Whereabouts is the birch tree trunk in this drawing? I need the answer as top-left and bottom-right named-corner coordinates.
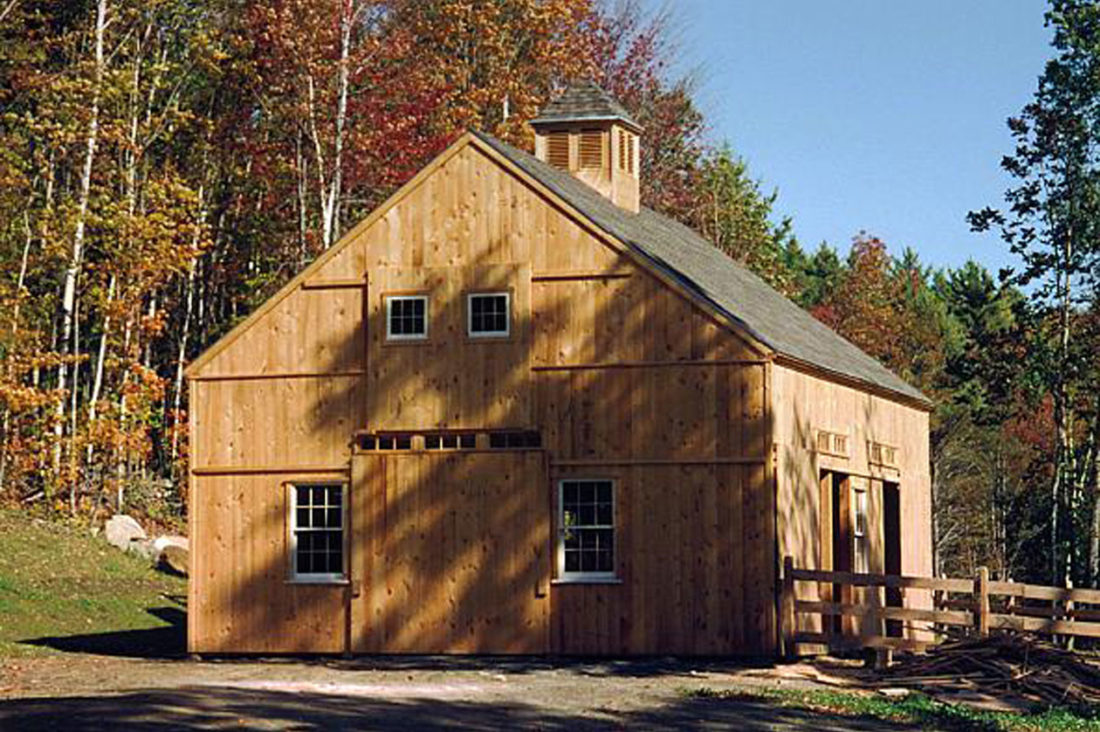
top-left (54, 0), bottom-right (107, 483)
top-left (1052, 225), bottom-right (1075, 585)
top-left (0, 210), bottom-right (35, 494)
top-left (169, 184), bottom-right (205, 471)
top-left (86, 274), bottom-right (115, 426)
top-left (308, 0), bottom-right (352, 249)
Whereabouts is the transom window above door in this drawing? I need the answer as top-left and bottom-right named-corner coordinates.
top-left (385, 295), bottom-right (428, 340)
top-left (467, 292), bottom-right (510, 337)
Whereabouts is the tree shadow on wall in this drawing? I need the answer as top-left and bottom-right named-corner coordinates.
top-left (183, 143), bottom-right (779, 660)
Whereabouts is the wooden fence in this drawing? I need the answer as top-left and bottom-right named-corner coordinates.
top-left (780, 556), bottom-right (1100, 658)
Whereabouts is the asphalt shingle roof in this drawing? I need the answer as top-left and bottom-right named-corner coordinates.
top-left (473, 130), bottom-right (930, 407)
top-left (529, 80), bottom-right (642, 132)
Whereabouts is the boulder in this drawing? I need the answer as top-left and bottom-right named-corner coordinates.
top-left (105, 514), bottom-right (146, 551)
top-left (878, 688), bottom-right (911, 699)
top-left (153, 535), bottom-right (189, 553)
top-left (159, 544), bottom-right (189, 576)
top-left (128, 538), bottom-right (159, 561)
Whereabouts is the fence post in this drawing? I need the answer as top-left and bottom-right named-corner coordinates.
top-left (1065, 575), bottom-right (1075, 652)
top-left (781, 555), bottom-right (796, 660)
top-left (974, 566), bottom-right (989, 638)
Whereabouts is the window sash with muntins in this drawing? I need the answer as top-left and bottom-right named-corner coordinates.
top-left (385, 295), bottom-right (428, 340)
top-left (558, 479), bottom-right (616, 580)
top-left (290, 483), bottom-right (345, 582)
top-left (467, 292), bottom-right (510, 337)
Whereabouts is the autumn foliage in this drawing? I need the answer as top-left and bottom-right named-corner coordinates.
top-left (1, 0), bottom-right (1097, 591)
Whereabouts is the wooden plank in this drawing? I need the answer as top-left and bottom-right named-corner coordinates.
top-left (781, 556), bottom-right (796, 658)
top-left (794, 632), bottom-right (933, 653)
top-left (191, 465), bottom-right (348, 476)
top-left (790, 567), bottom-right (972, 593)
top-left (550, 456), bottom-right (766, 467)
top-left (989, 614), bottom-right (1100, 638)
top-left (191, 370), bottom-right (366, 382)
top-left (795, 600), bottom-right (971, 626)
top-left (300, 279), bottom-right (367, 290)
top-left (989, 581), bottom-right (1100, 605)
top-left (1008, 605), bottom-right (1100, 621)
top-left (531, 270), bottom-right (633, 281)
top-left (975, 566), bottom-right (990, 637)
top-left (729, 465), bottom-right (745, 651)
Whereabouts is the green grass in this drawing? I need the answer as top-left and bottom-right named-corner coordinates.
top-left (686, 686), bottom-right (1100, 731)
top-left (0, 509), bottom-right (186, 658)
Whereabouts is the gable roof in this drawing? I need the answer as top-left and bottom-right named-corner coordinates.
top-left (471, 130), bottom-right (931, 408)
top-left (530, 80), bottom-right (642, 132)
top-left (188, 129), bottom-right (930, 409)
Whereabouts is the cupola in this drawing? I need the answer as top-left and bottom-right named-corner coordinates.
top-left (530, 80), bottom-right (642, 213)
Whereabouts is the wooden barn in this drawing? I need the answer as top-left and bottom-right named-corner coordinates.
top-left (185, 81), bottom-right (933, 657)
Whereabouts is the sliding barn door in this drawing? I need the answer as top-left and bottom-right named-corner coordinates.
top-left (349, 450), bottom-right (550, 653)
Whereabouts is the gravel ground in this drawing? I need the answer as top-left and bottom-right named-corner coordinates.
top-left (0, 653), bottom-right (920, 731)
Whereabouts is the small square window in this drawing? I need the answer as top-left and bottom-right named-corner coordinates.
top-left (467, 293), bottom-right (510, 338)
top-left (386, 295), bottom-right (428, 340)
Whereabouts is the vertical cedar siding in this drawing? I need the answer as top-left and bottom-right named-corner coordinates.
top-left (187, 136), bottom-right (926, 657)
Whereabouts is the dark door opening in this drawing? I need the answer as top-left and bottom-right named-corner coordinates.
top-left (883, 481), bottom-right (902, 637)
top-left (820, 469), bottom-right (851, 635)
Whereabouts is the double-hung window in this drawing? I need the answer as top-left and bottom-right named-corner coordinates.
top-left (557, 479), bottom-right (615, 581)
top-left (467, 292), bottom-right (510, 338)
top-left (290, 483), bottom-right (345, 582)
top-left (385, 295), bottom-right (428, 340)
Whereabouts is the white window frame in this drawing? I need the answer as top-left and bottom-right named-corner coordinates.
top-left (466, 291), bottom-right (511, 338)
top-left (852, 486), bottom-right (869, 574)
top-left (556, 478), bottom-right (617, 582)
top-left (385, 294), bottom-right (429, 341)
top-left (288, 482), bottom-right (348, 583)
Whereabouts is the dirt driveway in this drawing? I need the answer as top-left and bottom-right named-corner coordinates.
top-left (0, 652), bottom-right (916, 731)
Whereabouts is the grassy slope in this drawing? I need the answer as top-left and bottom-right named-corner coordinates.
top-left (0, 510), bottom-right (186, 658)
top-left (689, 687), bottom-right (1100, 732)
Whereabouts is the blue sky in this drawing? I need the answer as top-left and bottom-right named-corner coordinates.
top-left (650, 0), bottom-right (1053, 273)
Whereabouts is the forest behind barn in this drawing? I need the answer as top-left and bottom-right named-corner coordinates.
top-left (0, 0), bottom-right (1098, 590)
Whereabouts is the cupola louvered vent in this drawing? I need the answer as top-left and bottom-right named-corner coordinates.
top-left (530, 80), bottom-right (642, 212)
top-left (547, 131), bottom-right (570, 170)
top-left (579, 129), bottom-right (603, 170)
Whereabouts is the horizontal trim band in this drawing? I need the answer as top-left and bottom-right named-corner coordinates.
top-left (191, 370), bottom-right (366, 382)
top-left (532, 359), bottom-right (767, 372)
top-left (193, 465), bottom-right (349, 476)
top-left (551, 457), bottom-right (766, 467)
top-left (300, 279), bottom-right (366, 290)
top-left (531, 271), bottom-right (633, 282)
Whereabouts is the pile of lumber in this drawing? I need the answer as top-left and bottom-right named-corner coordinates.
top-left (878, 634), bottom-right (1100, 706)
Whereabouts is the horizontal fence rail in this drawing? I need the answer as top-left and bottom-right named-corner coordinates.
top-left (780, 556), bottom-right (1100, 658)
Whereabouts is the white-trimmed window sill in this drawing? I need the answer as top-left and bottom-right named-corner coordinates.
top-left (551, 577), bottom-right (623, 586)
top-left (285, 578), bottom-right (350, 586)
